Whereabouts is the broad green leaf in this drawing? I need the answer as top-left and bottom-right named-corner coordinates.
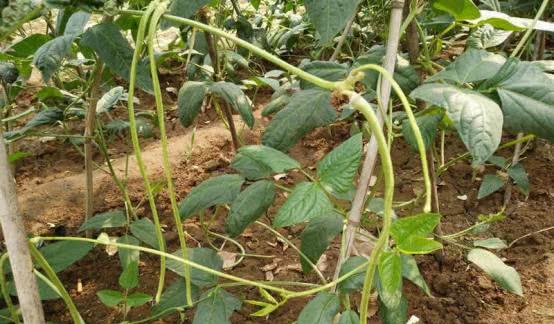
top-left (391, 213), bottom-right (441, 244)
top-left (337, 256), bottom-right (367, 293)
top-left (230, 145), bottom-right (300, 180)
top-left (304, 0), bottom-right (361, 44)
top-left (317, 133), bottom-right (362, 193)
top-left (478, 174), bottom-right (505, 199)
top-left (33, 35), bottom-right (73, 81)
top-left (473, 238), bottom-right (507, 249)
top-left (300, 213), bottom-right (343, 273)
top-left (130, 218), bottom-right (159, 249)
top-left (297, 292), bottom-right (340, 324)
top-left (428, 49), bottom-right (506, 84)
top-left (300, 61), bottom-right (350, 89)
top-left (273, 182), bottom-right (333, 227)
top-left (96, 86), bottom-right (124, 114)
top-left (8, 34), bottom-right (52, 58)
top-left (192, 289), bottom-right (241, 324)
top-left (487, 155), bottom-right (507, 168)
top-left (210, 81), bottom-right (254, 128)
top-left (152, 280), bottom-right (200, 315)
top-left (118, 261), bottom-right (138, 290)
top-left (339, 310), bottom-right (360, 324)
top-left (80, 23), bottom-right (152, 93)
top-left (97, 290), bottom-right (124, 307)
top-left (469, 10), bottom-right (554, 32)
top-left (0, 61), bottom-right (18, 84)
top-left (378, 294), bottom-right (408, 324)
top-left (166, 248), bottom-right (222, 287)
top-left (495, 62), bottom-right (554, 141)
top-left (401, 254), bottom-right (431, 296)
top-left (39, 241), bottom-right (94, 273)
top-left (467, 248), bottom-right (523, 296)
top-left (467, 24), bottom-right (512, 49)
top-left (179, 175), bottom-right (244, 219)
top-left (378, 252), bottom-right (402, 309)
top-left (117, 235), bottom-right (140, 271)
top-left (78, 210), bottom-right (126, 232)
top-left (3, 108), bottom-right (64, 140)
top-left (168, 0), bottom-right (210, 20)
top-left (9, 274), bottom-right (60, 301)
top-left (397, 236), bottom-right (443, 254)
top-left (177, 81), bottom-right (208, 127)
top-left (432, 0), bottom-right (480, 20)
top-left (402, 109), bottom-right (443, 153)
top-left (126, 292), bottom-right (152, 307)
top-left (261, 93), bottom-right (290, 116)
top-left (507, 163), bottom-right (529, 196)
top-left (410, 83), bottom-right (503, 164)
top-left (226, 180), bottom-right (276, 237)
top-left (262, 89), bottom-right (336, 152)
top-left (391, 213), bottom-right (442, 254)
top-left (63, 11), bottom-right (90, 37)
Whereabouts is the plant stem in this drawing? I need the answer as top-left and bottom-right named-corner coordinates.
top-left (148, 5), bottom-right (194, 306)
top-left (330, 10), bottom-right (357, 61)
top-left (343, 92), bottom-right (394, 324)
top-left (0, 254), bottom-right (19, 324)
top-left (29, 243), bottom-right (83, 323)
top-left (126, 2), bottom-right (167, 303)
top-left (0, 135), bottom-right (44, 324)
top-left (511, 0), bottom-right (550, 58)
top-left (119, 9), bottom-right (336, 90)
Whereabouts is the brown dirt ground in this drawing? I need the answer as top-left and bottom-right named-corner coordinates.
top-left (7, 85), bottom-right (554, 324)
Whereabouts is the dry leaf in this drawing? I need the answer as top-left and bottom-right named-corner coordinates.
top-left (266, 241), bottom-right (278, 248)
top-left (457, 194), bottom-right (468, 201)
top-left (218, 251), bottom-right (237, 270)
top-left (265, 271), bottom-right (274, 281)
top-left (77, 279), bottom-right (83, 293)
top-left (369, 175), bottom-right (377, 187)
top-left (352, 229), bottom-right (376, 258)
top-left (242, 228), bottom-right (254, 238)
top-left (105, 236), bottom-right (118, 256)
top-left (261, 261), bottom-right (279, 272)
top-left (273, 173), bottom-right (287, 181)
top-left (316, 254), bottom-right (329, 272)
top-left (285, 264), bottom-right (302, 273)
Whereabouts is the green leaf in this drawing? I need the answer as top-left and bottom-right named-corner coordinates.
top-left (179, 175), bottom-right (244, 219)
top-left (8, 34), bottom-right (52, 58)
top-left (226, 180), bottom-right (276, 237)
top-left (391, 213), bottom-right (442, 254)
top-left (166, 248), bottom-right (222, 287)
top-left (78, 210), bottom-right (126, 232)
top-left (339, 310), bottom-right (360, 324)
top-left (428, 49), bottom-right (506, 84)
top-left (33, 35), bottom-right (73, 81)
top-left (126, 292), bottom-right (152, 308)
top-left (467, 248), bottom-right (523, 296)
top-left (273, 182), bottom-right (334, 227)
top-left (487, 155), bottom-right (507, 168)
top-left (468, 10), bottom-right (554, 32)
top-left (467, 24), bottom-right (512, 49)
top-left (495, 62), bottom-right (554, 141)
top-left (80, 22), bottom-right (152, 93)
top-left (9, 274), bottom-right (60, 301)
top-left (337, 256), bottom-right (367, 293)
top-left (192, 289), bottom-right (241, 324)
top-left (507, 163), bottom-right (529, 196)
top-left (297, 292), bottom-right (340, 324)
top-left (401, 254), bottom-right (431, 296)
top-left (432, 0), bottom-right (480, 20)
top-left (262, 89), bottom-right (336, 152)
top-left (478, 174), bottom-right (505, 199)
top-left (300, 61), bottom-right (350, 89)
top-left (152, 280), bottom-right (200, 315)
top-left (300, 213), bottom-right (343, 273)
top-left (117, 235), bottom-right (140, 271)
top-left (317, 133), bottom-right (362, 193)
top-left (230, 145), bottom-right (301, 180)
top-left (402, 109), bottom-right (443, 153)
top-left (378, 252), bottom-right (402, 309)
top-left (210, 81), bottom-right (254, 128)
top-left (304, 0), bottom-right (361, 44)
top-left (39, 241), bottom-right (93, 273)
top-left (118, 261), bottom-right (138, 290)
top-left (97, 290), bottom-right (124, 307)
top-left (96, 86), bottom-right (124, 114)
top-left (63, 11), bottom-right (90, 38)
top-left (4, 108), bottom-right (64, 140)
top-left (473, 238), bottom-right (507, 249)
top-left (410, 84), bottom-right (503, 164)
top-left (0, 61), bottom-right (18, 84)
top-left (168, 0), bottom-right (210, 19)
top-left (378, 294), bottom-right (408, 324)
top-left (130, 218), bottom-right (159, 249)
top-left (177, 81), bottom-right (208, 127)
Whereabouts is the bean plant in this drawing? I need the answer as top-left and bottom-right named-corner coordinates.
top-left (0, 0), bottom-right (553, 323)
